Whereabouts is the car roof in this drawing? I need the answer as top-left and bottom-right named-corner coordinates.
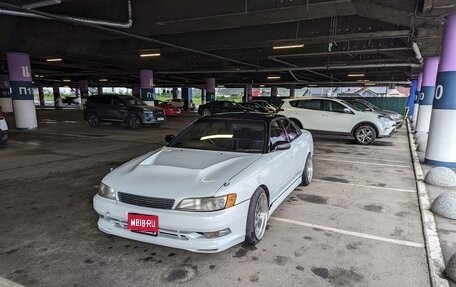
top-left (282, 96), bottom-right (341, 101)
top-left (203, 112), bottom-right (285, 123)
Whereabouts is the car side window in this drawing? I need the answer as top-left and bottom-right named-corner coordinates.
top-left (289, 100), bottom-right (299, 107)
top-left (329, 101), bottom-right (348, 113)
top-left (113, 96), bottom-right (124, 106)
top-left (353, 102), bottom-right (368, 110)
top-left (269, 120), bottom-right (288, 149)
top-left (281, 119), bottom-right (301, 142)
top-left (298, 100), bottom-right (322, 110)
top-left (99, 95), bottom-right (112, 105)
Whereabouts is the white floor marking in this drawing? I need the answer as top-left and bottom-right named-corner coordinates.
top-left (313, 153), bottom-right (410, 164)
top-left (272, 217), bottom-right (424, 248)
top-left (312, 179), bottom-right (416, 193)
top-left (315, 157), bottom-right (410, 168)
top-left (315, 143), bottom-right (410, 151)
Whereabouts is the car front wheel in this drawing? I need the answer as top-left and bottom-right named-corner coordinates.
top-left (354, 125), bottom-right (376, 145)
top-left (245, 187), bottom-right (269, 246)
top-left (87, 112), bottom-right (100, 127)
top-left (300, 154), bottom-right (313, 186)
top-left (127, 114), bottom-right (142, 129)
top-left (202, 109), bottom-right (211, 117)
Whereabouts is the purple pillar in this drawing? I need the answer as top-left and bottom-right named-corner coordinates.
top-left (244, 84), bottom-right (252, 102)
top-left (205, 78), bottom-right (215, 102)
top-left (79, 80), bottom-right (89, 105)
top-left (412, 72), bottom-right (423, 129)
top-left (140, 69), bottom-right (154, 105)
top-left (6, 52), bottom-right (37, 129)
top-left (416, 57), bottom-right (439, 133)
top-left (132, 84), bottom-right (140, 98)
top-left (172, 87), bottom-right (178, 99)
top-left (0, 74), bottom-right (13, 112)
top-left (426, 14), bottom-right (456, 167)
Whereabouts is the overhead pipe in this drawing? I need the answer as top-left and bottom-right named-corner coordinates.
top-left (270, 47), bottom-right (411, 59)
top-left (0, 0), bottom-right (133, 28)
top-left (269, 56), bottom-right (342, 82)
top-left (0, 1), bottom-right (263, 69)
top-left (411, 42), bottom-right (423, 64)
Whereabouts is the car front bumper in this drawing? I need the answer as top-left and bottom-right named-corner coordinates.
top-left (378, 126), bottom-right (396, 138)
top-left (93, 194), bottom-right (249, 253)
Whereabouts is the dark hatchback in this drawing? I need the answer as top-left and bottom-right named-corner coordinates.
top-left (83, 94), bottom-right (166, 129)
top-left (198, 101), bottom-right (254, 116)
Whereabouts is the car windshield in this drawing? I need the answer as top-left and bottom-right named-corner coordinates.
top-left (169, 119), bottom-right (266, 153)
top-left (362, 101), bottom-right (380, 110)
top-left (121, 96), bottom-right (146, 106)
top-left (339, 100), bottom-right (362, 112)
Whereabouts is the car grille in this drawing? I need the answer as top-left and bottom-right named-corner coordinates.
top-left (154, 110), bottom-right (165, 117)
top-left (118, 192), bottom-right (175, 209)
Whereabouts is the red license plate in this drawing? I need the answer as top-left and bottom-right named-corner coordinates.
top-left (127, 213), bottom-right (159, 233)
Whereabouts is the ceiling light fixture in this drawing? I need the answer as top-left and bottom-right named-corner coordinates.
top-left (348, 73), bottom-right (365, 77)
top-left (63, 79), bottom-right (71, 82)
top-left (267, 76), bottom-right (281, 80)
top-left (273, 44), bottom-right (304, 50)
top-left (364, 82), bottom-right (376, 86)
top-left (46, 58), bottom-right (62, 62)
top-left (140, 53), bottom-right (161, 57)
top-left (99, 79), bottom-right (108, 82)
top-left (308, 84), bottom-right (318, 87)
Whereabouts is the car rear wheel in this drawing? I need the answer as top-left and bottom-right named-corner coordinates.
top-left (87, 112), bottom-right (100, 127)
top-left (127, 114), bottom-right (142, 129)
top-left (202, 109), bottom-right (211, 117)
top-left (354, 125), bottom-right (376, 145)
top-left (245, 187), bottom-right (269, 246)
top-left (300, 154), bottom-right (313, 186)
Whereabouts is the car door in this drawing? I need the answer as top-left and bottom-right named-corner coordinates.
top-left (320, 100), bottom-right (355, 134)
top-left (266, 119), bottom-right (295, 203)
top-left (110, 95), bottom-right (128, 120)
top-left (293, 99), bottom-right (323, 131)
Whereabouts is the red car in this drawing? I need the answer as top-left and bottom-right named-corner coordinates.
top-left (154, 100), bottom-right (181, 116)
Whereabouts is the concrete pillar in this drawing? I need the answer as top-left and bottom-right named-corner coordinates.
top-left (412, 72), bottom-right (423, 129)
top-left (201, 88), bottom-right (206, 104)
top-left (53, 85), bottom-right (61, 108)
top-left (6, 52), bottom-right (37, 129)
top-left (289, 87), bottom-right (296, 99)
top-left (271, 86), bottom-right (278, 97)
top-left (182, 87), bottom-right (192, 110)
top-left (0, 74), bottom-right (13, 112)
top-left (425, 14), bottom-right (456, 167)
top-left (244, 84), bottom-right (252, 102)
top-left (79, 80), bottom-right (89, 105)
top-left (97, 86), bottom-right (103, 95)
top-left (132, 84), bottom-right (140, 98)
top-left (38, 86), bottom-right (45, 107)
top-left (140, 69), bottom-right (154, 105)
top-left (416, 57), bottom-right (440, 133)
top-left (172, 87), bottom-right (178, 99)
top-left (205, 78), bottom-right (215, 102)
top-left (406, 80), bottom-right (417, 118)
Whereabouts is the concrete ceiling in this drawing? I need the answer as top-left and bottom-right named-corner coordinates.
top-left (0, 0), bottom-right (454, 88)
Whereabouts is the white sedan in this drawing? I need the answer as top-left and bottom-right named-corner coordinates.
top-left (93, 113), bottom-right (314, 253)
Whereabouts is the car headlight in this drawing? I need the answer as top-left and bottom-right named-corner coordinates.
top-left (176, 194), bottom-right (237, 211)
top-left (98, 182), bottom-right (116, 200)
top-left (378, 115), bottom-right (394, 124)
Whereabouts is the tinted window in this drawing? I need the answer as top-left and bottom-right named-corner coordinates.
top-left (281, 119), bottom-right (301, 142)
top-left (99, 95), bottom-right (112, 105)
top-left (288, 100), bottom-right (299, 107)
top-left (298, 99), bottom-right (322, 110)
top-left (352, 102), bottom-right (368, 110)
top-left (329, 101), bottom-right (347, 113)
top-left (270, 120), bottom-right (288, 148)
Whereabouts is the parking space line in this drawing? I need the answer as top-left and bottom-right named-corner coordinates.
top-left (312, 179), bottom-right (416, 193)
top-left (313, 153), bottom-right (411, 164)
top-left (315, 157), bottom-right (410, 168)
top-left (272, 217), bottom-right (424, 248)
top-left (315, 143), bottom-right (410, 151)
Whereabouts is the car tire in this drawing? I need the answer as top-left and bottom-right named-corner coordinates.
top-left (202, 109), bottom-right (211, 117)
top-left (245, 187), bottom-right (269, 246)
top-left (354, 125), bottom-right (376, 145)
top-left (127, 114), bottom-right (142, 129)
top-left (87, 112), bottom-right (100, 127)
top-left (300, 153), bottom-right (313, 186)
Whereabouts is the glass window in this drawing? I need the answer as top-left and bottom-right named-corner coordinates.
top-left (298, 99), bottom-right (322, 110)
top-left (270, 120), bottom-right (288, 148)
top-left (281, 119), bottom-right (302, 142)
top-left (329, 101), bottom-right (347, 113)
top-left (289, 100), bottom-right (299, 107)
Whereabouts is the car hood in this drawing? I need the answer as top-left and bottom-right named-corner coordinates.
top-left (103, 147), bottom-right (262, 200)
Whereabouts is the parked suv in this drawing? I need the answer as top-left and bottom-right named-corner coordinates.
top-left (0, 106), bottom-right (8, 147)
top-left (279, 97), bottom-right (396, 144)
top-left (83, 94), bottom-right (166, 129)
top-left (342, 98), bottom-right (404, 129)
top-left (198, 101), bottom-right (252, 116)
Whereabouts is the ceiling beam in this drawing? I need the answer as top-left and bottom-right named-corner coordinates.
top-left (352, 0), bottom-right (412, 27)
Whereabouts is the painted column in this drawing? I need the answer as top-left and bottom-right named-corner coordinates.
top-left (289, 87), bottom-right (296, 99)
top-left (412, 72), bottom-right (423, 128)
top-left (406, 80), bottom-right (417, 118)
top-left (97, 86), bottom-right (103, 95)
top-left (271, 86), bottom-right (278, 97)
top-left (244, 84), bottom-right (252, 102)
top-left (38, 86), bottom-right (45, 107)
top-left (182, 87), bottom-right (190, 110)
top-left (172, 87), bottom-right (178, 99)
top-left (425, 14), bottom-right (456, 167)
top-left (0, 74), bottom-right (13, 112)
top-left (6, 52), bottom-right (37, 129)
top-left (79, 80), bottom-right (89, 105)
top-left (415, 57), bottom-right (439, 133)
top-left (132, 84), bottom-right (140, 98)
top-left (201, 88), bottom-right (206, 104)
top-left (205, 78), bottom-right (215, 102)
top-left (140, 69), bottom-right (154, 105)
top-left (53, 85), bottom-right (61, 108)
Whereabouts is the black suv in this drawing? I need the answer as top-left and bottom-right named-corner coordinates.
top-left (198, 101), bottom-right (252, 116)
top-left (83, 94), bottom-right (166, 129)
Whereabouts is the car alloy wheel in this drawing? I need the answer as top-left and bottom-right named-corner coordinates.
top-left (245, 187), bottom-right (269, 245)
top-left (300, 154), bottom-right (313, 186)
top-left (127, 114), bottom-right (142, 129)
top-left (202, 109), bottom-right (211, 117)
top-left (355, 125), bottom-right (376, 145)
top-left (87, 112), bottom-right (100, 127)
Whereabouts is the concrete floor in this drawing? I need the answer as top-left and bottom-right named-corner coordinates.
top-left (0, 110), bottom-right (430, 287)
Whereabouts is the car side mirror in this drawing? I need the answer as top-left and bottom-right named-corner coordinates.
top-left (165, 134), bottom-right (174, 143)
top-left (272, 141), bottom-right (291, 151)
top-left (343, 108), bottom-right (352, 114)
top-left (365, 108), bottom-right (372, 111)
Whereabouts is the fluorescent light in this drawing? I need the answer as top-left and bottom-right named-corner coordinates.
top-left (364, 82), bottom-right (376, 86)
top-left (348, 73), bottom-right (365, 77)
top-left (267, 76), bottom-right (281, 80)
top-left (46, 58), bottom-right (62, 62)
top-left (140, 53), bottom-right (161, 57)
top-left (99, 79), bottom-right (108, 82)
top-left (217, 85), bottom-right (225, 88)
top-left (273, 44), bottom-right (304, 50)
top-left (63, 79), bottom-right (71, 82)
top-left (259, 85), bottom-right (265, 87)
top-left (308, 84), bottom-right (318, 87)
